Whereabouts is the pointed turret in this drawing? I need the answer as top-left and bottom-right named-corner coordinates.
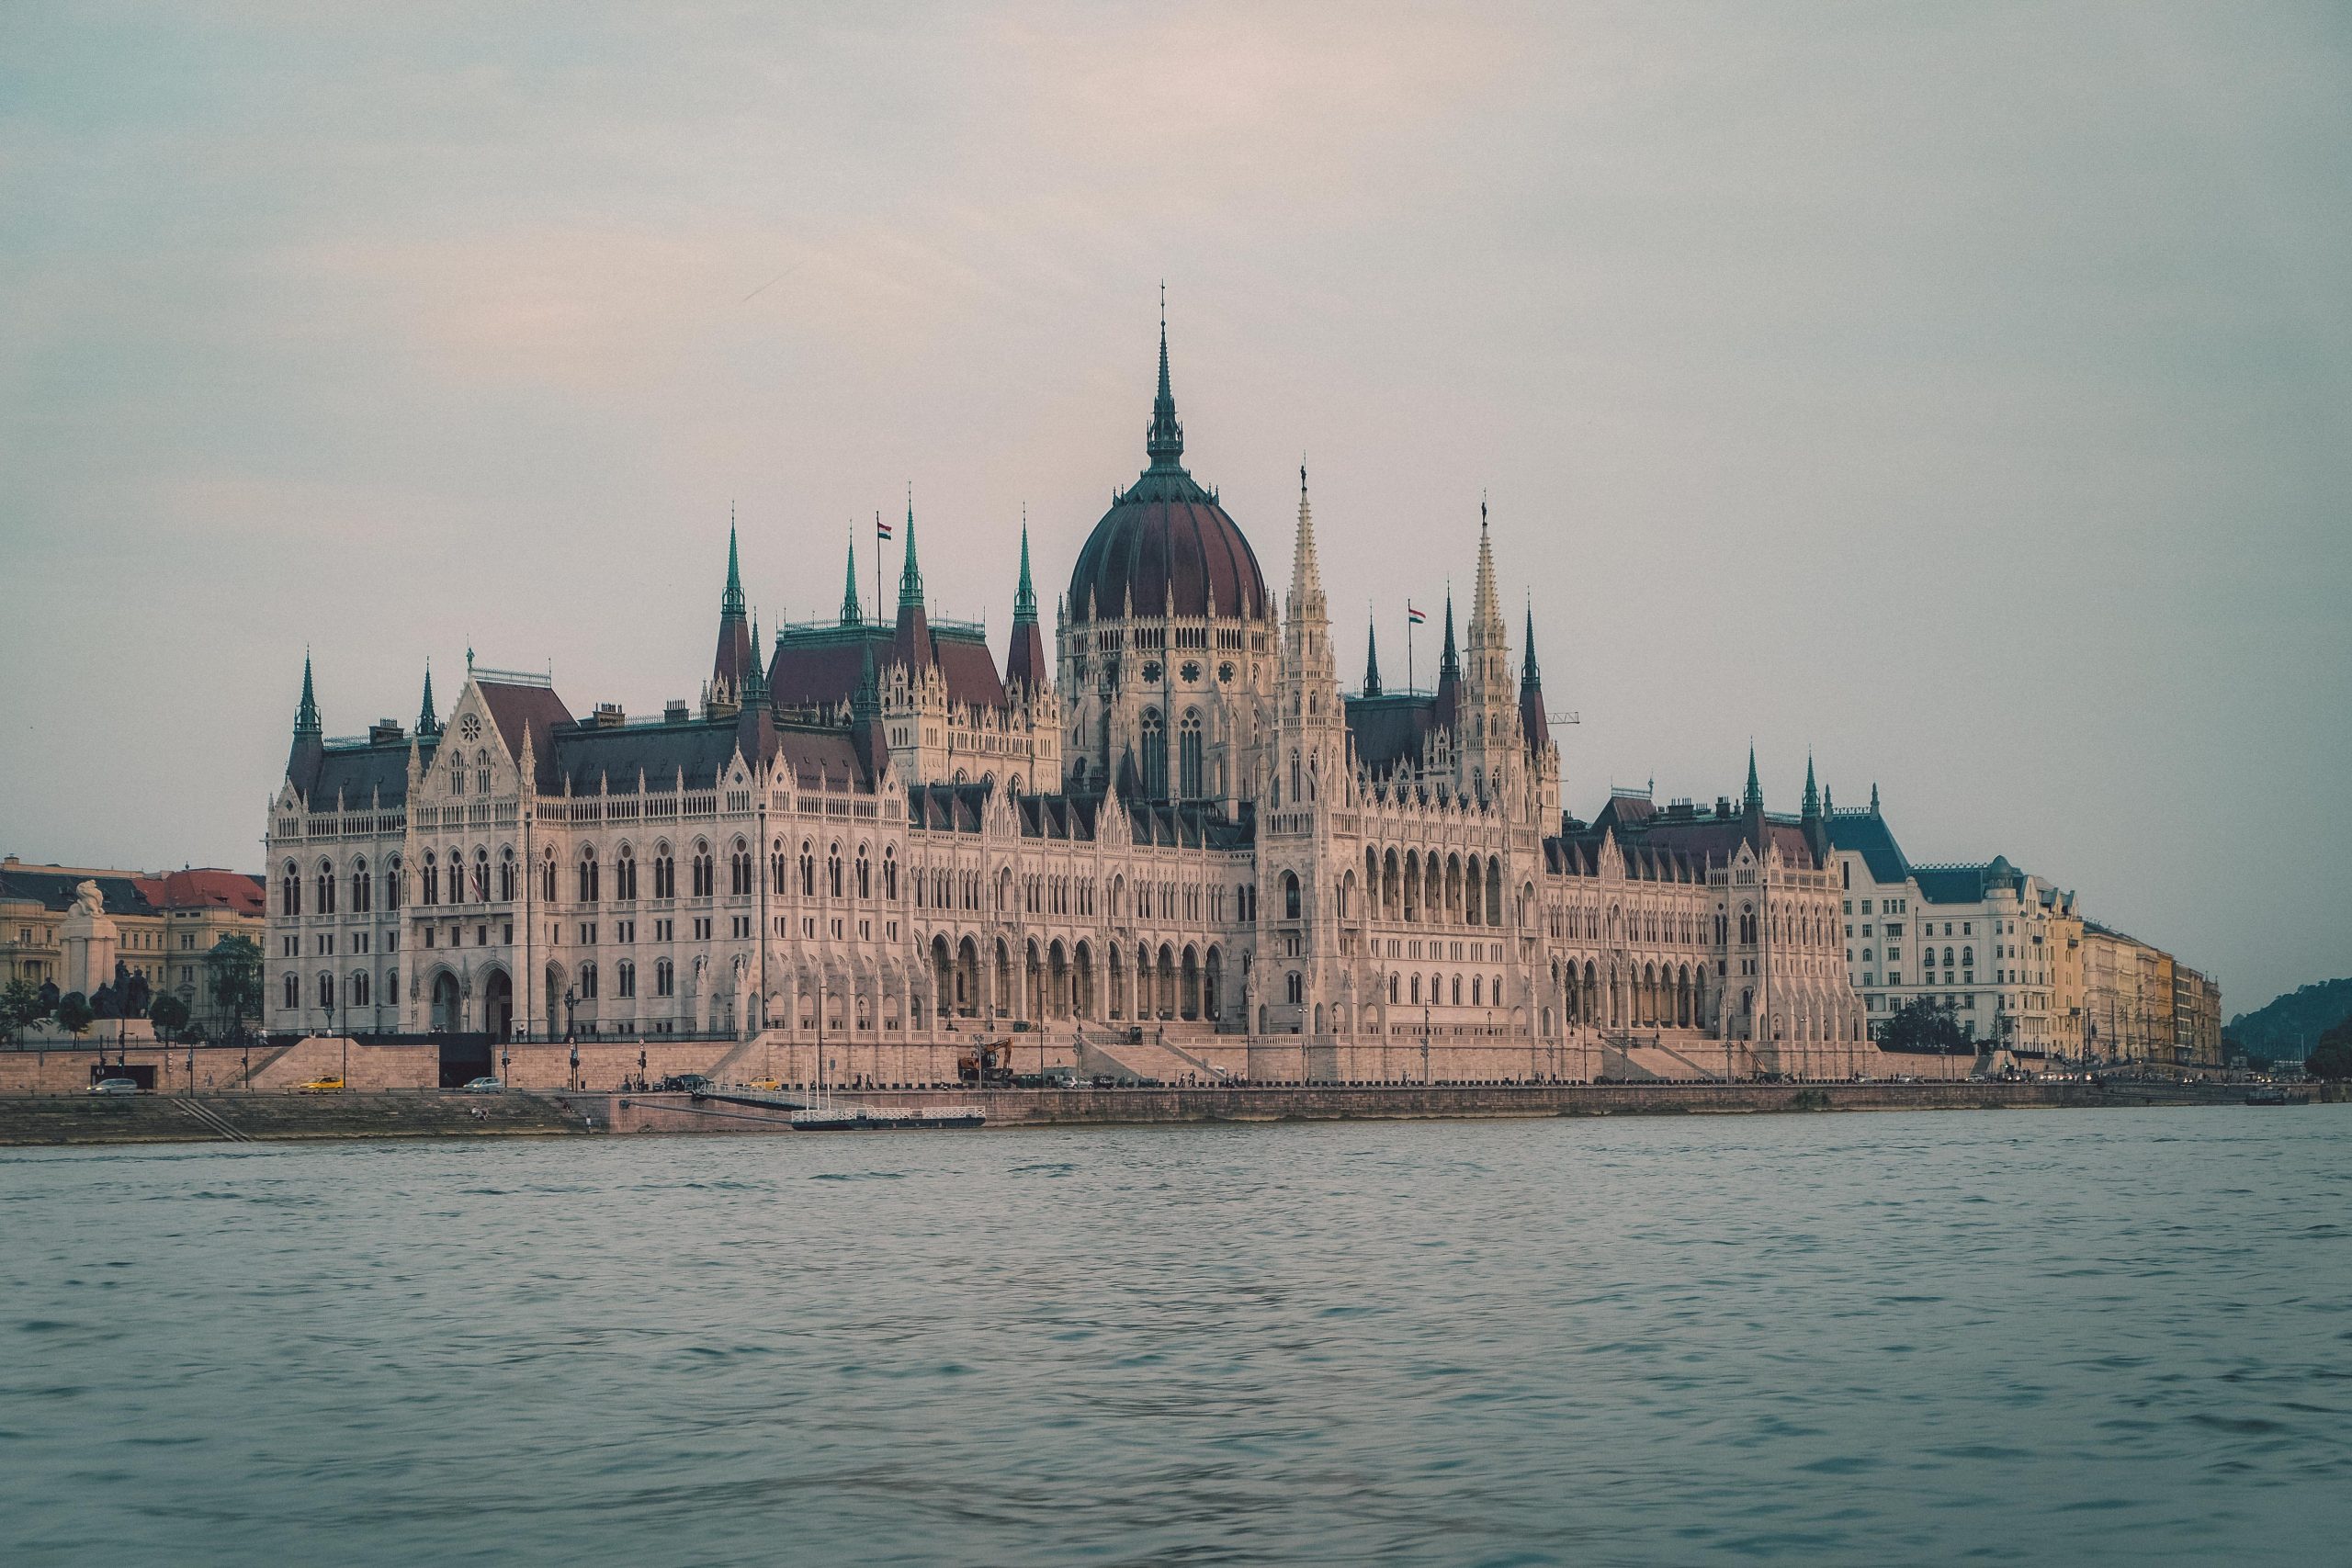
top-left (1362, 612), bottom-right (1383, 698)
top-left (416, 661), bottom-right (441, 739)
top-left (1006, 520), bottom-right (1047, 694)
top-left (1289, 464), bottom-right (1325, 616)
top-left (1870, 781), bottom-right (1882, 816)
top-left (1802, 753), bottom-right (1828, 865)
top-left (1745, 746), bottom-right (1763, 811)
top-left (741, 613), bottom-right (769, 707)
top-left (1434, 589), bottom-right (1460, 722)
top-left (710, 514), bottom-right (754, 706)
top-left (893, 486), bottom-right (932, 672)
top-left (288, 652), bottom-right (324, 798)
top-left (1518, 606), bottom-right (1545, 754)
top-left (839, 529), bottom-right (864, 627)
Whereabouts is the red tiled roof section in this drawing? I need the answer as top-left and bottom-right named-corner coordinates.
top-left (153, 869), bottom-right (267, 913)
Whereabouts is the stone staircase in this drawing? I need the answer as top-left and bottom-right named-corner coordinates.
top-left (1074, 1029), bottom-right (1221, 1085)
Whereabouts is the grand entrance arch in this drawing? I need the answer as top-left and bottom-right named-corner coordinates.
top-left (482, 968), bottom-right (514, 1043)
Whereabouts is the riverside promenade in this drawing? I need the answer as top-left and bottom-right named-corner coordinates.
top-left (0, 1077), bottom-right (2300, 1146)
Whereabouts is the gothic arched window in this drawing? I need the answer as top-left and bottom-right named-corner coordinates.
top-left (1179, 709), bottom-right (1203, 798)
top-left (577, 848), bottom-right (599, 904)
top-left (1140, 708), bottom-right (1166, 797)
top-left (1283, 871), bottom-right (1301, 921)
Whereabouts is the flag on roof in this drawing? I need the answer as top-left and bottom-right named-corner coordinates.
top-left (875, 510), bottom-right (892, 541)
top-left (1407, 604), bottom-right (1426, 625)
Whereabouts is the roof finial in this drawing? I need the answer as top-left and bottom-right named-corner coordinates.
top-left (417, 660), bottom-right (439, 737)
top-left (1745, 744), bottom-right (1763, 812)
top-left (1363, 604), bottom-right (1383, 697)
top-left (1803, 751), bottom-right (1820, 817)
top-left (1521, 602), bottom-right (1540, 690)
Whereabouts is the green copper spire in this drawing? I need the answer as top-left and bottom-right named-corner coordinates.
top-left (1803, 752), bottom-right (1819, 817)
top-left (1521, 604), bottom-right (1540, 691)
top-left (839, 526), bottom-right (863, 627)
top-left (898, 486), bottom-right (924, 610)
top-left (417, 661), bottom-right (439, 738)
top-left (295, 651), bottom-right (321, 735)
top-left (1439, 590), bottom-right (1459, 679)
top-left (722, 510), bottom-right (746, 616)
top-left (1013, 520), bottom-right (1038, 626)
top-left (1363, 610), bottom-right (1383, 697)
top-left (1745, 745), bottom-right (1764, 812)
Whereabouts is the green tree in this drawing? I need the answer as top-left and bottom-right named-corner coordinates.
top-left (57, 991), bottom-right (95, 1039)
top-left (207, 935), bottom-right (263, 1040)
top-left (149, 992), bottom-right (192, 1042)
top-left (1876, 998), bottom-right (1973, 1054)
top-left (2306, 1015), bottom-right (2352, 1082)
top-left (0, 976), bottom-right (46, 1043)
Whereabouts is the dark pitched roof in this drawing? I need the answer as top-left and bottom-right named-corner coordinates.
top-left (550, 719), bottom-right (744, 795)
top-left (311, 739), bottom-right (426, 810)
top-left (1827, 807), bottom-right (1910, 885)
top-left (479, 679), bottom-right (576, 793)
top-left (1345, 693), bottom-right (1442, 774)
top-left (0, 869), bottom-right (159, 919)
top-left (771, 623), bottom-right (1009, 713)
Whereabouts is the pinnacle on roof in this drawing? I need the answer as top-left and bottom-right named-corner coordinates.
top-left (416, 660), bottom-right (440, 737)
top-left (1289, 462), bottom-right (1324, 614)
top-left (1871, 781), bottom-right (1882, 816)
top-left (1520, 604), bottom-right (1541, 692)
top-left (1470, 495), bottom-right (1500, 637)
top-left (1439, 589), bottom-right (1459, 678)
top-left (742, 612), bottom-right (769, 705)
top-left (1363, 609), bottom-right (1383, 697)
top-left (1013, 517), bottom-right (1038, 626)
top-left (1802, 753), bottom-right (1820, 817)
top-left (1745, 746), bottom-right (1764, 812)
top-left (839, 526), bottom-right (863, 627)
top-left (1146, 284), bottom-right (1184, 470)
top-left (898, 485), bottom-right (924, 610)
top-left (295, 651), bottom-right (321, 735)
top-left (722, 509), bottom-right (746, 617)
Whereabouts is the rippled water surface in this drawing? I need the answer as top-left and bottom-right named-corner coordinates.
top-left (5, 1108), bottom-right (2348, 1565)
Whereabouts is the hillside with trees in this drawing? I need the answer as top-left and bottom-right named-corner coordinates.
top-left (2226, 977), bottom-right (2352, 1065)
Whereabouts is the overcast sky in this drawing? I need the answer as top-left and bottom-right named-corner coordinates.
top-left (4, 3), bottom-right (2346, 1012)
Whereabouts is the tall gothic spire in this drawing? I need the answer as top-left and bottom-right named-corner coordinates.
top-left (416, 660), bottom-right (439, 738)
top-left (295, 651), bottom-right (320, 736)
top-left (1013, 518), bottom-right (1037, 626)
top-left (1363, 611), bottom-right (1383, 698)
top-left (742, 612), bottom-right (769, 705)
top-left (1520, 605), bottom-right (1541, 692)
top-left (1470, 497), bottom-right (1500, 637)
top-left (723, 508), bottom-right (746, 615)
top-left (1439, 591), bottom-right (1460, 679)
top-left (1146, 284), bottom-right (1183, 469)
top-left (898, 486), bottom-right (923, 610)
top-left (1518, 604), bottom-right (1546, 758)
top-left (1803, 753), bottom-right (1820, 817)
top-left (840, 526), bottom-right (863, 627)
top-left (1745, 746), bottom-right (1764, 812)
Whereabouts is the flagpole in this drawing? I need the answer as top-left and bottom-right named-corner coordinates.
top-left (1407, 606), bottom-right (1414, 695)
top-left (875, 510), bottom-right (882, 626)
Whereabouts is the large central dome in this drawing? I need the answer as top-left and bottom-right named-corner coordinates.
top-left (1067, 325), bottom-right (1267, 624)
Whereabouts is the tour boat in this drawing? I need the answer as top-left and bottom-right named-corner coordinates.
top-left (788, 1100), bottom-right (985, 1131)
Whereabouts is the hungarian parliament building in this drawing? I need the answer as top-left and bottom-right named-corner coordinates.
top-left (264, 328), bottom-right (1867, 1082)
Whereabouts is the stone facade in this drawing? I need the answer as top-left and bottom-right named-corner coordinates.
top-left (263, 331), bottom-right (1868, 1082)
top-left (2, 858), bottom-right (266, 1034)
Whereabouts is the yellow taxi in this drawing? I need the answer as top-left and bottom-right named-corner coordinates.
top-left (292, 1076), bottom-right (345, 1094)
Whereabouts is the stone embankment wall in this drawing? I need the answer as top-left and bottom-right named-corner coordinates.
top-left (0, 1091), bottom-right (593, 1145)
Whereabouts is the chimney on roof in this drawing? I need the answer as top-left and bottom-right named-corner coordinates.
top-left (369, 718), bottom-right (405, 744)
top-left (664, 700), bottom-right (689, 724)
top-left (592, 704), bottom-right (626, 728)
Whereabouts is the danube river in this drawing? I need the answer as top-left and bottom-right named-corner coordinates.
top-left (5, 1108), bottom-right (2346, 1565)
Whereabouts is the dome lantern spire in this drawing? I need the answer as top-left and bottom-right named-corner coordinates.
top-left (1146, 284), bottom-right (1184, 471)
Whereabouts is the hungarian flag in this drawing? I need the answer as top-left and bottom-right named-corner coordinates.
top-left (1407, 604), bottom-right (1426, 625)
top-left (876, 510), bottom-right (893, 542)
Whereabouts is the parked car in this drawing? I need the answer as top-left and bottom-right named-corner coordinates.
top-left (458, 1077), bottom-right (504, 1093)
top-left (747, 1077), bottom-right (784, 1091)
top-left (655, 1073), bottom-right (711, 1093)
top-left (292, 1076), bottom-right (345, 1094)
top-left (89, 1077), bottom-right (138, 1096)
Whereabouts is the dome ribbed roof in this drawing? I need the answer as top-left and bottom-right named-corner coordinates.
top-left (1067, 321), bottom-right (1267, 624)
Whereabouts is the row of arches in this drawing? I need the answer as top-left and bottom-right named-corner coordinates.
top-left (1364, 846), bottom-right (1507, 928)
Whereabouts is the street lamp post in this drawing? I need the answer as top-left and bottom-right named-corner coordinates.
top-left (1422, 1006), bottom-right (1431, 1085)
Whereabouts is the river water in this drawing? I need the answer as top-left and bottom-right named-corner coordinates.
top-left (4, 1107), bottom-right (2346, 1565)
